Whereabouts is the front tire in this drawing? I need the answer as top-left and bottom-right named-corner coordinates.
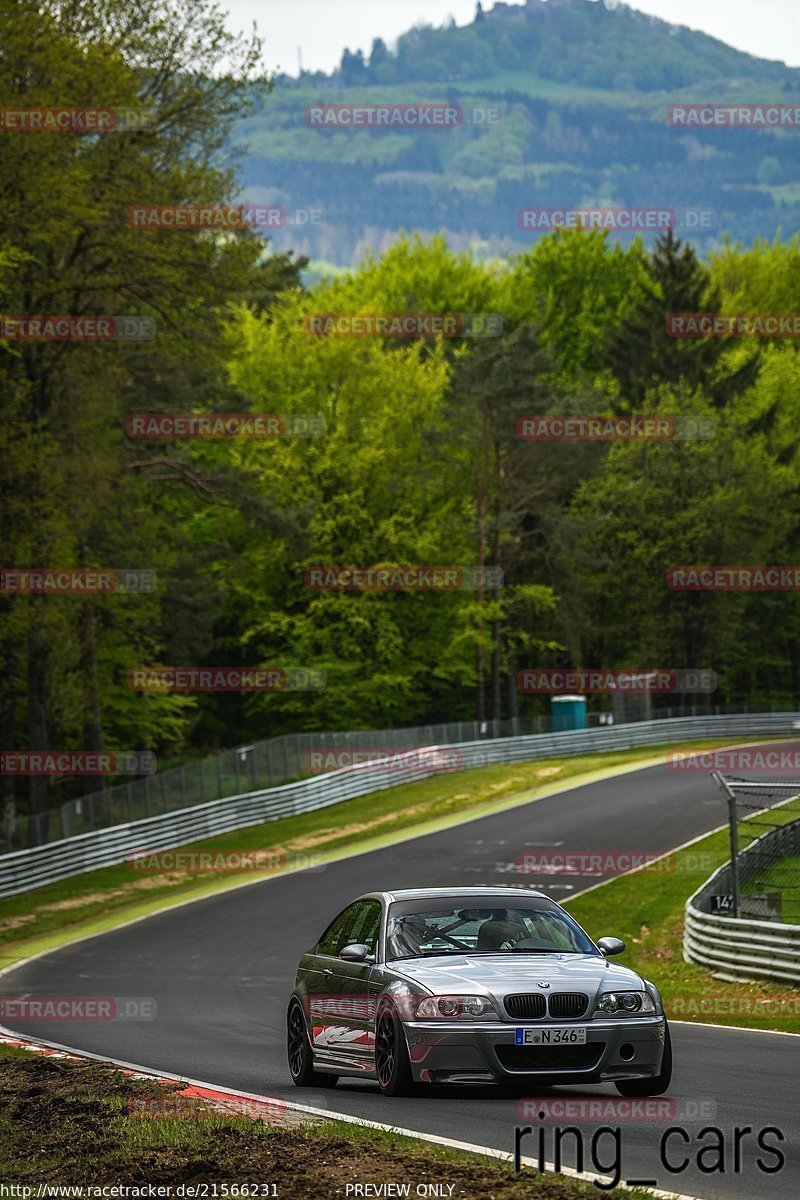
top-left (287, 999), bottom-right (339, 1088)
top-left (375, 1002), bottom-right (415, 1096)
top-left (615, 1021), bottom-right (672, 1096)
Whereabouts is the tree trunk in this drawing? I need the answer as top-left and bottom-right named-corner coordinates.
top-left (475, 530), bottom-right (486, 725)
top-left (507, 650), bottom-right (519, 723)
top-left (79, 541), bottom-right (104, 757)
top-left (491, 480), bottom-right (502, 724)
top-left (26, 615), bottom-right (50, 846)
top-left (0, 632), bottom-right (17, 849)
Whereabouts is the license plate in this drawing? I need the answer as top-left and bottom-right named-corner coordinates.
top-left (516, 1025), bottom-right (587, 1045)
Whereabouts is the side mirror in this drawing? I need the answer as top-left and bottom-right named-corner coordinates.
top-left (340, 942), bottom-right (372, 963)
top-left (597, 936), bottom-right (626, 957)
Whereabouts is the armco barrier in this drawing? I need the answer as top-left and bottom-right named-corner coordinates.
top-left (1, 712), bottom-right (797, 898)
top-left (684, 814), bottom-right (800, 985)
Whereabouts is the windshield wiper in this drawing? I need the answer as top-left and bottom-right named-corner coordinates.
top-left (390, 950), bottom-right (465, 960)
top-left (507, 947), bottom-right (567, 953)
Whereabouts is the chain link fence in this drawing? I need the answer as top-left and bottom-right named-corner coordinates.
top-left (711, 773), bottom-right (800, 923)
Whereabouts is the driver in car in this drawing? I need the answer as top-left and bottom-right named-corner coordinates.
top-left (389, 915), bottom-right (434, 958)
top-left (476, 908), bottom-right (528, 951)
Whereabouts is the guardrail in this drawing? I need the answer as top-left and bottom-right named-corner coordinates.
top-left (10, 703), bottom-right (770, 851)
top-left (684, 814), bottom-right (800, 985)
top-left (1, 711), bottom-right (796, 898)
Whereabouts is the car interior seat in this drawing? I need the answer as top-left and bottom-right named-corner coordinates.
top-left (476, 909), bottom-right (525, 951)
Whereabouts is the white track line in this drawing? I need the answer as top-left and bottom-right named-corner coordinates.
top-left (0, 1027), bottom-right (703, 1200)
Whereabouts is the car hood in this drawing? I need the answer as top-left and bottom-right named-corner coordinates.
top-left (391, 953), bottom-right (644, 998)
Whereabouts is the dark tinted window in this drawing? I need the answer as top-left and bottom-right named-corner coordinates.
top-left (385, 898), bottom-right (595, 959)
top-left (348, 900), bottom-right (382, 954)
top-left (317, 902), bottom-right (363, 956)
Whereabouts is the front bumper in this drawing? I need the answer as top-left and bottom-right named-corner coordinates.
top-left (402, 1016), bottom-right (666, 1084)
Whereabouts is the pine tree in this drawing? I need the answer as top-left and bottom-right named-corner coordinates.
top-left (606, 230), bottom-right (760, 409)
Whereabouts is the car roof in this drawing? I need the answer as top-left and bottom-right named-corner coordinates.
top-left (359, 887), bottom-right (550, 903)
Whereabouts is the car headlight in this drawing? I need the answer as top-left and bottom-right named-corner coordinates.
top-left (415, 994), bottom-right (497, 1019)
top-left (595, 990), bottom-right (655, 1016)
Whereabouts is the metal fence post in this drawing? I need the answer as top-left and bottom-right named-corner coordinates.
top-left (713, 770), bottom-right (741, 918)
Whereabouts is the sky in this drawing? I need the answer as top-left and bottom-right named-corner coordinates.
top-left (221, 0), bottom-right (800, 76)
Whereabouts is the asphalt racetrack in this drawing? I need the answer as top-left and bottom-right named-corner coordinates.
top-left (4, 748), bottom-right (800, 1200)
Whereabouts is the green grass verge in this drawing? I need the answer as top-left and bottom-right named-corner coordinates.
top-left (565, 796), bottom-right (800, 1036)
top-left (0, 1042), bottom-right (658, 1197)
top-left (742, 853), bottom-right (800, 925)
top-left (0, 737), bottom-right (758, 969)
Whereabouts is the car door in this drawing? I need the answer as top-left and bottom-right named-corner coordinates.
top-left (311, 899), bottom-right (383, 1069)
top-left (330, 899), bottom-right (384, 1067)
top-left (303, 901), bottom-right (363, 1062)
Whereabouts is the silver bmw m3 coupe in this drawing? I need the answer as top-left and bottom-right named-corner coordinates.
top-left (286, 887), bottom-right (671, 1096)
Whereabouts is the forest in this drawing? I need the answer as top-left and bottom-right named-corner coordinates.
top-left (2, 0), bottom-right (800, 837)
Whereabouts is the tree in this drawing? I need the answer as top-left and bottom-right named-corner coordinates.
top-left (605, 230), bottom-right (760, 410)
top-left (340, 48), bottom-right (367, 86)
top-left (245, 250), bottom-right (309, 315)
top-left (0, 0), bottom-right (265, 841)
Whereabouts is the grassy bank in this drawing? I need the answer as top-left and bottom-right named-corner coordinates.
top-left (565, 795), bottom-right (800, 1035)
top-left (0, 1041), bottom-right (656, 1198)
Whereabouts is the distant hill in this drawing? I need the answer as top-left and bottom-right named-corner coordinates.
top-left (235, 0), bottom-right (800, 267)
top-left (336, 0), bottom-right (796, 92)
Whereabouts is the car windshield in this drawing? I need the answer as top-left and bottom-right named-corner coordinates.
top-left (385, 899), bottom-right (597, 960)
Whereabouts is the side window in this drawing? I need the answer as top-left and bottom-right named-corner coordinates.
top-left (317, 903), bottom-right (362, 956)
top-left (348, 900), bottom-right (382, 954)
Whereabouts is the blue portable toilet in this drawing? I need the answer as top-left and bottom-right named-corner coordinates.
top-left (551, 694), bottom-right (587, 732)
